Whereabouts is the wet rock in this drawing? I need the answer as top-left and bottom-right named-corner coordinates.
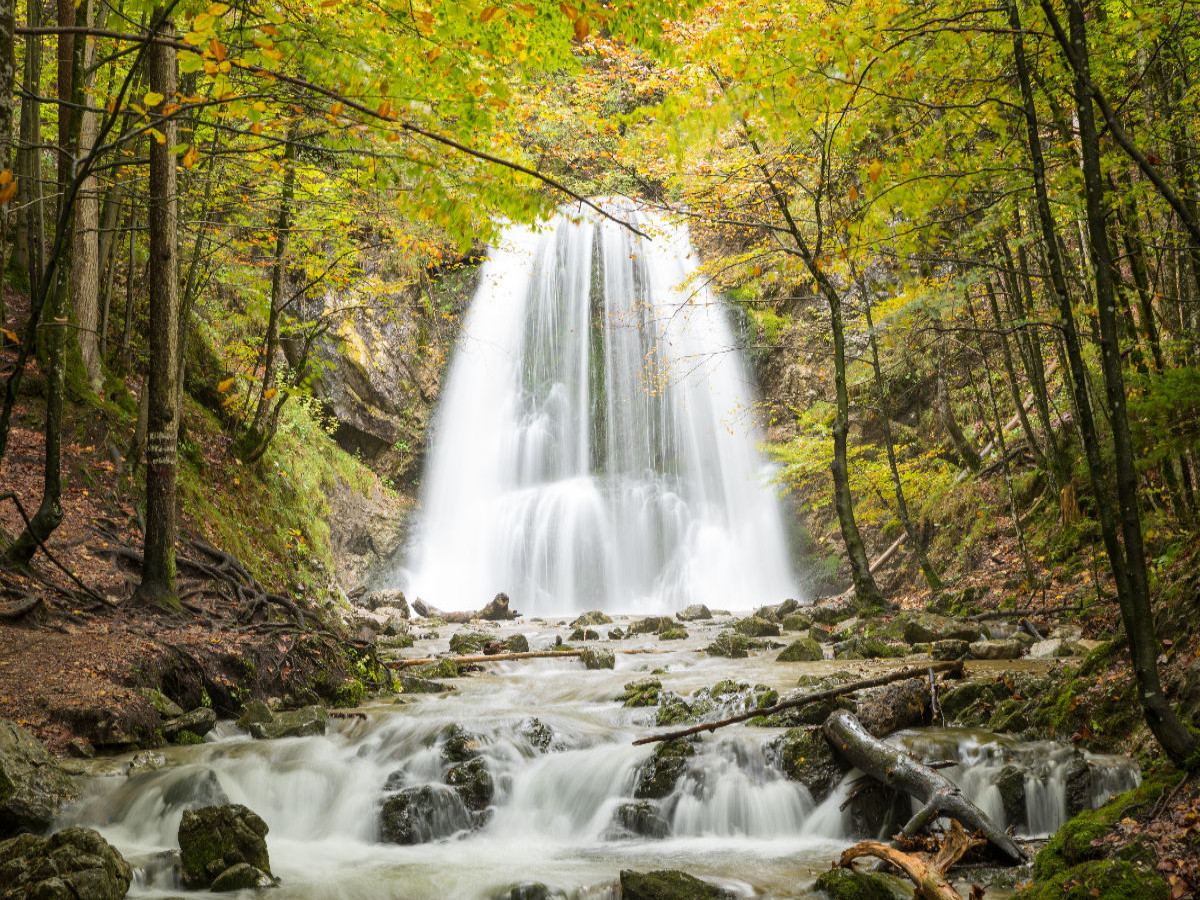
top-left (704, 631), bottom-right (762, 658)
top-left (236, 700), bottom-right (273, 730)
top-left (504, 634), bottom-right (530, 653)
top-left (1064, 754), bottom-right (1093, 818)
top-left (128, 750), bottom-right (168, 775)
top-left (901, 613), bottom-right (982, 645)
top-left (996, 763), bottom-right (1027, 829)
top-left (66, 738), bottom-right (95, 759)
top-left (857, 679), bottom-right (930, 737)
top-left (445, 757), bottom-right (493, 811)
top-left (0, 827), bottom-right (132, 900)
top-left (380, 785), bottom-right (471, 844)
top-left (178, 803), bottom-right (271, 889)
top-left (988, 698), bottom-right (1030, 733)
top-left (518, 718), bottom-right (554, 753)
top-left (491, 882), bottom-right (568, 900)
top-left (618, 679), bottom-right (661, 707)
top-left (812, 867), bottom-right (899, 900)
top-left (844, 780), bottom-right (908, 840)
top-left (931, 639), bottom-right (969, 661)
top-left (135, 687), bottom-right (184, 719)
top-left (658, 626), bottom-right (688, 640)
top-left (619, 869), bottom-right (733, 900)
top-left (479, 593), bottom-right (519, 621)
top-left (833, 637), bottom-right (907, 660)
top-left (246, 706), bottom-right (328, 740)
top-left (362, 589), bottom-right (410, 617)
top-left (449, 632), bottom-right (492, 655)
top-left (161, 768), bottom-right (230, 811)
top-left (809, 604), bottom-right (853, 625)
top-left (569, 628), bottom-right (600, 641)
top-left (608, 628), bottom-right (625, 640)
top-left (734, 616), bottom-right (781, 638)
top-left (777, 638), bottom-right (823, 662)
top-left (413, 659), bottom-right (461, 680)
top-left (809, 624), bottom-right (832, 643)
top-left (210, 862), bottom-right (274, 891)
top-left (439, 724), bottom-right (483, 764)
top-left (571, 611), bottom-right (613, 627)
top-left (633, 739), bottom-right (695, 800)
top-left (581, 648), bottom-right (615, 670)
top-left (612, 800), bottom-right (669, 838)
top-left (765, 727), bottom-right (850, 803)
top-left (939, 678), bottom-right (1013, 725)
top-left (969, 640), bottom-right (1025, 661)
top-left (676, 604), bottom-right (712, 622)
top-left (0, 720), bottom-right (77, 837)
top-left (781, 613), bottom-right (814, 632)
top-left (628, 617), bottom-right (676, 636)
top-left (163, 708), bottom-right (217, 743)
top-left (398, 675), bottom-right (454, 694)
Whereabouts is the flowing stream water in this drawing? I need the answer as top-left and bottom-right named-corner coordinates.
top-left (395, 207), bottom-right (797, 616)
top-left (61, 620), bottom-right (1139, 900)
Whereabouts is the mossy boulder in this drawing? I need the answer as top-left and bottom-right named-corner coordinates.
top-left (612, 801), bottom-right (669, 838)
top-left (245, 705), bottom-right (327, 740)
top-left (988, 698), bottom-right (1030, 733)
top-left (812, 866), bottom-right (903, 900)
top-left (449, 632), bottom-right (492, 655)
top-left (504, 634), bottom-right (530, 653)
top-left (619, 869), bottom-right (732, 900)
top-left (211, 862), bottom-right (275, 892)
top-left (413, 658), bottom-right (461, 680)
top-left (569, 627), bottom-right (600, 642)
top-left (777, 638), bottom-right (823, 662)
top-left (571, 611), bottom-right (612, 627)
top-left (134, 687), bottom-right (184, 718)
top-left (833, 638), bottom-right (907, 660)
top-left (163, 708), bottom-right (217, 744)
top-left (810, 604), bottom-right (854, 625)
top-left (939, 678), bottom-right (1013, 725)
top-left (380, 785), bottom-right (471, 844)
top-left (398, 675), bottom-right (454, 694)
top-left (930, 639), bottom-right (969, 661)
top-left (178, 803), bottom-right (271, 889)
top-left (633, 739), bottom-right (695, 800)
top-left (704, 631), bottom-right (762, 658)
top-left (439, 724), bottom-right (483, 764)
top-left (856, 679), bottom-right (930, 737)
top-left (900, 613), bottom-right (982, 645)
top-left (445, 757), bottom-right (493, 811)
top-left (0, 827), bottom-right (133, 900)
top-left (518, 718), bottom-right (554, 753)
top-left (734, 616), bottom-right (781, 638)
top-left (765, 727), bottom-right (849, 803)
top-left (618, 679), bottom-right (661, 707)
top-left (676, 604), bottom-right (712, 622)
top-left (781, 613), bottom-right (814, 632)
top-left (628, 617), bottom-right (676, 636)
top-left (0, 720), bottom-right (77, 837)
top-left (581, 648), bottom-right (615, 669)
top-left (658, 627), bottom-right (689, 640)
top-left (1014, 859), bottom-right (1166, 900)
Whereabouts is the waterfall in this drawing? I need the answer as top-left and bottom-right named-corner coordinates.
top-left (396, 205), bottom-right (798, 615)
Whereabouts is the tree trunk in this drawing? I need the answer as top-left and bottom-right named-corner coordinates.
top-left (69, 0), bottom-right (101, 390)
top-left (0, 0), bottom-right (16, 292)
top-left (935, 368), bottom-right (980, 471)
top-left (1053, 0), bottom-right (1198, 765)
top-left (136, 9), bottom-right (181, 611)
top-left (823, 709), bottom-right (1024, 863)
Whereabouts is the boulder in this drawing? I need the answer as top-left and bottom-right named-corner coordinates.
top-left (518, 718), bottom-right (554, 754)
top-left (733, 616), bottom-right (781, 638)
top-left (996, 763), bottom-right (1027, 829)
top-left (162, 708), bottom-right (217, 743)
top-left (1064, 755), bottom-right (1094, 818)
top-left (439, 724), bottom-right (482, 764)
top-left (618, 679), bottom-right (661, 707)
top-left (134, 687), bottom-right (184, 718)
top-left (812, 867), bottom-right (899, 900)
top-left (676, 604), bottom-right (712, 622)
top-left (931, 639), bottom-right (970, 661)
top-left (809, 604), bottom-right (853, 625)
top-left (619, 869), bottom-right (732, 900)
top-left (380, 785), bottom-right (471, 844)
top-left (479, 593), bottom-right (519, 621)
top-left (658, 626), bottom-right (689, 640)
top-left (235, 700), bottom-right (273, 730)
top-left (490, 883), bottom-right (567, 900)
top-left (765, 727), bottom-right (849, 803)
top-left (504, 634), bottom-right (530, 653)
top-left (781, 613), bottom-right (814, 632)
top-left (901, 613), bottom-right (983, 645)
top-left (160, 768), bottom-right (230, 812)
top-left (398, 675), bottom-right (454, 694)
top-left (0, 827), bottom-right (132, 900)
top-left (704, 631), bottom-right (762, 658)
top-left (969, 640), bottom-right (1025, 661)
top-left (633, 739), bottom-right (695, 800)
top-left (569, 628), bottom-right (600, 641)
top-left (628, 617), bottom-right (676, 636)
top-left (856, 679), bottom-right (930, 737)
top-left (449, 632), bottom-right (492, 655)
top-left (0, 720), bottom-right (77, 837)
top-left (939, 678), bottom-right (1013, 724)
top-left (246, 706), bottom-right (327, 740)
top-left (445, 757), bottom-right (493, 811)
top-left (362, 589), bottom-right (410, 617)
top-left (571, 611), bottom-right (613, 627)
top-left (178, 804), bottom-right (271, 889)
top-left (211, 863), bottom-right (275, 892)
top-left (612, 801), bottom-right (669, 838)
top-left (777, 638), bottom-right (823, 662)
top-left (809, 624), bottom-right (832, 643)
top-left (581, 648), bottom-right (615, 670)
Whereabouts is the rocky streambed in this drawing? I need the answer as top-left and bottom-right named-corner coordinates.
top-left (3, 607), bottom-right (1145, 899)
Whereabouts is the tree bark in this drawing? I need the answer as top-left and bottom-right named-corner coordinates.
top-left (69, 0), bottom-right (101, 391)
top-left (823, 709), bottom-right (1024, 863)
top-left (0, 0), bottom-right (16, 291)
top-left (935, 368), bottom-right (980, 471)
top-left (136, 8), bottom-right (181, 611)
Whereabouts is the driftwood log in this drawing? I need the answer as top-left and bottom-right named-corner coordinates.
top-left (837, 820), bottom-right (984, 900)
top-left (386, 647), bottom-right (670, 669)
top-left (823, 709), bottom-right (1024, 863)
top-left (632, 661), bottom-right (963, 746)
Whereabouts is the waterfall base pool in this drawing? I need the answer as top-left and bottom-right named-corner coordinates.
top-left (59, 616), bottom-right (1139, 899)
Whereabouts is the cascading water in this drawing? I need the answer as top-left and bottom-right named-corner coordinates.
top-left (395, 206), bottom-right (798, 615)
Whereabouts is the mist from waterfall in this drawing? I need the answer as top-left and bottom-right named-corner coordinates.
top-left (395, 205), bottom-right (798, 615)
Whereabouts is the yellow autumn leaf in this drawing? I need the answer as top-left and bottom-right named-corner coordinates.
top-left (481, 6), bottom-right (499, 22)
top-left (143, 91), bottom-right (165, 107)
top-left (206, 2), bottom-right (229, 14)
top-left (574, 15), bottom-right (589, 39)
top-left (217, 377), bottom-right (237, 393)
top-left (183, 145), bottom-right (200, 168)
top-left (848, 184), bottom-right (859, 202)
top-left (262, 388), bottom-right (278, 401)
top-left (209, 38), bottom-right (227, 61)
top-left (0, 169), bottom-right (12, 185)
top-left (149, 127), bottom-right (167, 145)
top-left (1, 327), bottom-right (19, 344)
top-left (867, 159), bottom-right (883, 183)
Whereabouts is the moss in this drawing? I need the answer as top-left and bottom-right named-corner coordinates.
top-left (1014, 859), bottom-right (1166, 900)
top-left (633, 739), bottom-right (696, 800)
top-left (777, 638), bottom-right (823, 662)
top-left (413, 659), bottom-right (460, 679)
top-left (329, 678), bottom-right (366, 708)
top-left (619, 679), bottom-right (662, 707)
top-left (812, 867), bottom-right (902, 900)
top-left (173, 730), bottom-right (205, 746)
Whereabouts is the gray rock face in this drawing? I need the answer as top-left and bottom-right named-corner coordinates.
top-left (1064, 754), bottom-right (1094, 818)
top-left (996, 763), bottom-right (1027, 828)
top-left (0, 720), bottom-right (77, 837)
top-left (0, 827), bottom-right (133, 900)
top-left (380, 785), bottom-right (471, 844)
top-left (178, 804), bottom-right (271, 889)
top-left (362, 589), bottom-right (410, 617)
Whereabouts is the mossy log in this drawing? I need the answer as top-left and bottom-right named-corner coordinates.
top-left (823, 709), bottom-right (1024, 863)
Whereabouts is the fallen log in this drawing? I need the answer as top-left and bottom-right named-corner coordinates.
top-left (823, 709), bottom-right (1024, 863)
top-left (837, 820), bottom-right (984, 900)
top-left (386, 647), bottom-right (671, 669)
top-left (632, 661), bottom-right (963, 746)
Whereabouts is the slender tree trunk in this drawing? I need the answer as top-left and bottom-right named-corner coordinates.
top-left (118, 206), bottom-right (138, 374)
top-left (1054, 0), bottom-right (1197, 765)
top-left (859, 273), bottom-right (942, 592)
top-left (0, 0), bottom-right (16, 290)
top-left (136, 9), bottom-right (181, 611)
top-left (69, 0), bottom-right (101, 390)
top-left (13, 0), bottom-right (42, 284)
top-left (935, 367), bottom-right (980, 471)
top-left (983, 279), bottom-right (1044, 467)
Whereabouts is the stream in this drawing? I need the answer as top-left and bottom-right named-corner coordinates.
top-left (58, 617), bottom-right (1140, 899)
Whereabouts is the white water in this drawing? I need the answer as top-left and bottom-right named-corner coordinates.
top-left (396, 207), bottom-right (797, 615)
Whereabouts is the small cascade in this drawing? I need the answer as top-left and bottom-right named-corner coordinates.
top-left (396, 206), bottom-right (798, 616)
